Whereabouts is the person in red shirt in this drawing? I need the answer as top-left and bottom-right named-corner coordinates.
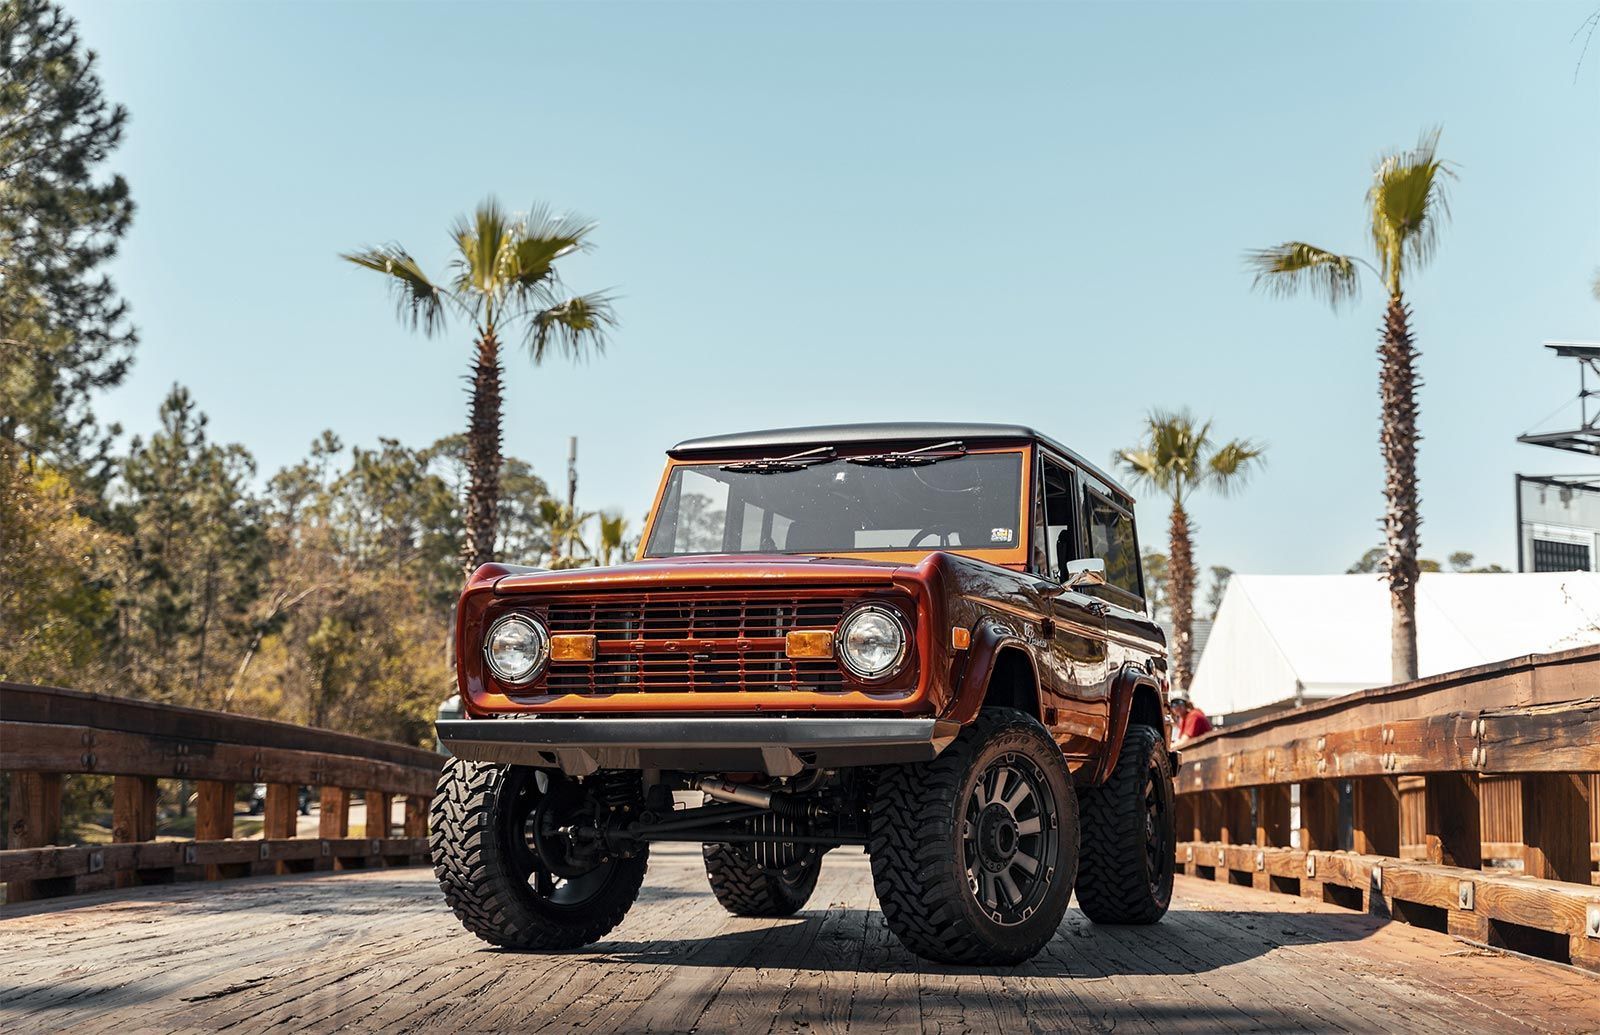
top-left (1169, 690), bottom-right (1212, 747)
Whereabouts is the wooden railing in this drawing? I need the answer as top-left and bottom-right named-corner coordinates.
top-left (1, 682), bottom-right (443, 903)
top-left (1175, 644), bottom-right (1600, 973)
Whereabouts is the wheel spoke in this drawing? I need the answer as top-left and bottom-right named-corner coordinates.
top-left (980, 871), bottom-right (998, 909)
top-left (1002, 778), bottom-right (1032, 813)
top-left (1016, 816), bottom-right (1042, 836)
top-left (997, 867), bottom-right (1023, 907)
top-left (989, 767), bottom-right (1010, 808)
top-left (1013, 850), bottom-right (1039, 875)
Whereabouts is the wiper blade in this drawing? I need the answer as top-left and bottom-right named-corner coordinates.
top-left (847, 440), bottom-right (967, 468)
top-left (720, 445), bottom-right (837, 474)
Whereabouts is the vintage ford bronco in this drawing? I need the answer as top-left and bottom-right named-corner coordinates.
top-left (433, 423), bottom-right (1174, 965)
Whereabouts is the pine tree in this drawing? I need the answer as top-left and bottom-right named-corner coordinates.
top-left (0, 0), bottom-right (137, 480)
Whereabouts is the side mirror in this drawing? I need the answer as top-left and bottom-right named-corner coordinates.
top-left (1065, 557), bottom-right (1107, 590)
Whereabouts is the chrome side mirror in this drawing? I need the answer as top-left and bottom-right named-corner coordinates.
top-left (1065, 557), bottom-right (1107, 590)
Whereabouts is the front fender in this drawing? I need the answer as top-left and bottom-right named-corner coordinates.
top-left (1087, 662), bottom-right (1165, 786)
top-left (947, 616), bottom-right (1039, 726)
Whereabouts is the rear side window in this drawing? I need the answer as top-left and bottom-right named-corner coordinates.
top-left (1082, 486), bottom-right (1142, 603)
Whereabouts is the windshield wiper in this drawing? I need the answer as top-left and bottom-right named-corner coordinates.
top-left (847, 440), bottom-right (967, 468)
top-left (720, 445), bottom-right (837, 474)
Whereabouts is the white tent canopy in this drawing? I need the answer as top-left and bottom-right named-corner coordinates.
top-left (1187, 572), bottom-right (1600, 719)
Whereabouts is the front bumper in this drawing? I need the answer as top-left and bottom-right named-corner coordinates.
top-left (435, 715), bottom-right (962, 776)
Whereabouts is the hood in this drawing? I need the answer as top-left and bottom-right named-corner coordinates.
top-left (491, 553), bottom-right (915, 595)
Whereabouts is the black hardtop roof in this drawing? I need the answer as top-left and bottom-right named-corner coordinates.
top-left (669, 421), bottom-right (1133, 501)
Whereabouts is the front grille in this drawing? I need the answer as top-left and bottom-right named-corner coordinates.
top-left (541, 595), bottom-right (862, 694)
top-left (546, 597), bottom-right (850, 642)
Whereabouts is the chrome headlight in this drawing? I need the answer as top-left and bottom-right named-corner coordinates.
top-left (838, 604), bottom-right (908, 680)
top-left (484, 614), bottom-right (549, 685)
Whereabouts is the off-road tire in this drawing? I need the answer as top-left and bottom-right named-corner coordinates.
top-left (867, 707), bottom-right (1079, 965)
top-left (702, 843), bottom-right (821, 917)
top-left (1075, 724), bottom-right (1174, 925)
top-left (429, 758), bottom-right (648, 949)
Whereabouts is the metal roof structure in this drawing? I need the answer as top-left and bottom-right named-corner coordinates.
top-left (668, 421), bottom-right (1133, 499)
top-left (1517, 342), bottom-right (1600, 456)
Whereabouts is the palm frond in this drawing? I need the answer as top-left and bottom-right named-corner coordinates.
top-left (526, 290), bottom-right (616, 363)
top-left (1205, 438), bottom-right (1267, 497)
top-left (1367, 126), bottom-right (1455, 292)
top-left (1246, 242), bottom-right (1362, 309)
top-left (341, 245), bottom-right (448, 335)
top-left (449, 197), bottom-right (517, 301)
top-left (1118, 410), bottom-right (1266, 504)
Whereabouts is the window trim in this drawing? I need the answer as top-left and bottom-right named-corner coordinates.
top-left (1036, 451), bottom-right (1083, 583)
top-left (1079, 480), bottom-right (1146, 612)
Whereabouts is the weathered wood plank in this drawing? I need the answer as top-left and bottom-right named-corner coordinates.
top-left (0, 837), bottom-right (426, 884)
top-left (4, 850), bottom-right (1600, 1033)
top-left (0, 720), bottom-right (436, 796)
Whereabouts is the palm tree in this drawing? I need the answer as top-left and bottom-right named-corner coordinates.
top-left (1247, 128), bottom-right (1453, 682)
top-left (1117, 411), bottom-right (1265, 691)
top-left (596, 511), bottom-right (628, 566)
top-left (538, 498), bottom-right (594, 569)
top-left (344, 199), bottom-right (614, 575)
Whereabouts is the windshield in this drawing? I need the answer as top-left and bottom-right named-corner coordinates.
top-left (644, 450), bottom-right (1025, 557)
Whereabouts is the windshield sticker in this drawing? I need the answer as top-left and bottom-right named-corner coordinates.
top-left (990, 528), bottom-right (1015, 544)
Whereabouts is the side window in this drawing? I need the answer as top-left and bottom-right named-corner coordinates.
top-left (1082, 485), bottom-right (1142, 602)
top-left (1040, 457), bottom-right (1077, 582)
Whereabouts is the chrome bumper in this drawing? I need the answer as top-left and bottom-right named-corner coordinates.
top-left (435, 716), bottom-right (962, 776)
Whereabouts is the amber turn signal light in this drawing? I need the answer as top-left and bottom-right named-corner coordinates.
top-left (951, 626), bottom-right (971, 650)
top-left (549, 634), bottom-right (596, 662)
top-left (785, 629), bottom-right (835, 659)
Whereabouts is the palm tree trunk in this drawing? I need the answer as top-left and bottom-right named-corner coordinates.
top-left (464, 328), bottom-right (503, 576)
top-left (1379, 295), bottom-right (1421, 683)
top-left (1168, 501), bottom-right (1197, 689)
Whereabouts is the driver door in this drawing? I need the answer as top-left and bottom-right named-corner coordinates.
top-left (1033, 454), bottom-right (1112, 759)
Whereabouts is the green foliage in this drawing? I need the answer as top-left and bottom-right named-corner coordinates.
top-left (0, 454), bottom-right (122, 688)
top-left (111, 386), bottom-right (267, 706)
top-left (1245, 243), bottom-right (1361, 308)
top-left (1204, 565), bottom-right (1233, 619)
top-left (0, 0), bottom-right (136, 478)
top-left (1141, 550), bottom-right (1169, 623)
top-left (1116, 409), bottom-right (1267, 507)
top-left (1248, 127), bottom-right (1453, 304)
top-left (1347, 547), bottom-right (1504, 574)
top-left (343, 197), bottom-right (615, 362)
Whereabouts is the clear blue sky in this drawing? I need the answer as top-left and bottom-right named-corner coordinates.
top-left (72, 0), bottom-right (1599, 575)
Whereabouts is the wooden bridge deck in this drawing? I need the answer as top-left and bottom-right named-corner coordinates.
top-left (3, 846), bottom-right (1596, 1034)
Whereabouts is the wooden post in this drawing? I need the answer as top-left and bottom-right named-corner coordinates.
top-left (195, 781), bottom-right (235, 841)
top-left (112, 775), bottom-right (159, 888)
top-left (1424, 772), bottom-right (1482, 869)
top-left (1353, 776), bottom-right (1400, 858)
top-left (1256, 784), bottom-right (1292, 848)
top-left (1299, 780), bottom-right (1339, 852)
top-left (320, 786), bottom-right (350, 839)
top-left (1219, 789), bottom-right (1252, 846)
top-left (6, 772), bottom-right (66, 901)
top-left (1520, 773), bottom-right (1592, 884)
top-left (365, 790), bottom-right (392, 839)
top-left (403, 794), bottom-right (429, 838)
top-left (264, 784), bottom-right (298, 840)
top-left (195, 780), bottom-right (243, 881)
top-left (1197, 791), bottom-right (1222, 843)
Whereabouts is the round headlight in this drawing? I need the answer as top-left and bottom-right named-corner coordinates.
top-left (484, 614), bottom-right (549, 685)
top-left (838, 604), bottom-right (908, 680)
